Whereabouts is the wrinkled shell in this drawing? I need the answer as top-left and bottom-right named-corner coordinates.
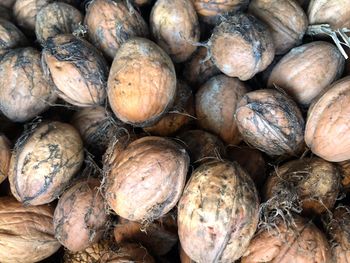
top-left (107, 38), bottom-right (177, 127)
top-left (42, 34), bottom-right (108, 107)
top-left (0, 19), bottom-right (27, 52)
top-left (241, 216), bottom-right (332, 263)
top-left (114, 213), bottom-right (178, 256)
top-left (0, 134), bottom-right (11, 185)
top-left (150, 0), bottom-right (200, 63)
top-left (338, 161), bottom-right (350, 191)
top-left (35, 2), bottom-right (83, 44)
top-left (308, 0), bottom-right (350, 28)
top-left (178, 160), bottom-right (259, 263)
top-left (13, 0), bottom-right (51, 32)
top-left (227, 146), bottom-right (266, 188)
top-left (235, 89), bottom-right (305, 157)
top-left (0, 196), bottom-right (61, 263)
top-left (0, 47), bottom-right (57, 122)
top-left (265, 158), bottom-right (340, 215)
top-left (249, 0), bottom-right (308, 54)
top-left (196, 74), bottom-right (247, 144)
top-left (209, 13), bottom-right (275, 81)
top-left (144, 81), bottom-right (194, 136)
top-left (192, 0), bottom-right (249, 24)
top-left (0, 0), bottom-right (16, 8)
top-left (9, 121), bottom-right (84, 206)
top-left (54, 179), bottom-right (108, 252)
top-left (104, 136), bottom-right (189, 221)
top-left (268, 41), bottom-right (344, 106)
top-left (183, 47), bottom-right (220, 88)
top-left (85, 0), bottom-right (149, 61)
top-left (178, 129), bottom-right (226, 165)
top-left (305, 76), bottom-right (350, 162)
top-left (105, 243), bottom-right (155, 263)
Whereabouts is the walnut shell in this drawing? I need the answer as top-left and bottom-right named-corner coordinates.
top-left (85, 0), bottom-right (149, 61)
top-left (0, 196), bottom-right (61, 263)
top-left (9, 121), bottom-right (84, 206)
top-left (0, 47), bottom-right (57, 122)
top-left (209, 13), bottom-right (275, 81)
top-left (264, 157), bottom-right (341, 216)
top-left (0, 19), bottom-right (27, 52)
top-left (305, 76), bottom-right (350, 162)
top-left (104, 136), bottom-right (189, 221)
top-left (143, 80), bottom-right (194, 136)
top-left (150, 0), bottom-right (200, 63)
top-left (35, 2), bottom-right (83, 44)
top-left (104, 243), bottom-right (155, 263)
top-left (268, 41), bottom-right (344, 106)
top-left (42, 34), bottom-right (108, 107)
top-left (0, 6), bottom-right (12, 21)
top-left (338, 161), bottom-right (350, 191)
top-left (132, 0), bottom-right (152, 5)
top-left (308, 0), bottom-right (350, 29)
top-left (0, 0), bottom-right (16, 8)
top-left (107, 38), bottom-right (177, 127)
top-left (180, 246), bottom-right (196, 263)
top-left (195, 74), bottom-right (247, 144)
top-left (178, 160), bottom-right (259, 262)
top-left (241, 215), bottom-right (332, 263)
top-left (249, 0), bottom-right (308, 54)
top-left (235, 89), bottom-right (305, 157)
top-left (0, 134), bottom-right (11, 185)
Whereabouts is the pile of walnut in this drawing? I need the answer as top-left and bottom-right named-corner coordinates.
top-left (1, 0), bottom-right (350, 262)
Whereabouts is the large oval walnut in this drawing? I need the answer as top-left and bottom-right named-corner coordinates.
top-left (35, 2), bottom-right (83, 44)
top-left (85, 0), bottom-right (149, 61)
top-left (196, 74), bottom-right (247, 144)
top-left (264, 158), bottom-right (341, 216)
top-left (305, 76), bottom-right (350, 162)
top-left (241, 215), bottom-right (332, 263)
top-left (54, 178), bottom-right (108, 252)
top-left (107, 38), bottom-right (177, 127)
top-left (178, 160), bottom-right (259, 263)
top-left (0, 134), bottom-right (11, 185)
top-left (9, 121), bottom-right (84, 206)
top-left (42, 34), bottom-right (108, 107)
top-left (150, 0), bottom-right (200, 63)
top-left (235, 89), bottom-right (305, 157)
top-left (249, 0), bottom-right (308, 55)
top-left (0, 19), bottom-right (27, 53)
top-left (209, 13), bottom-right (275, 81)
top-left (0, 196), bottom-right (61, 263)
top-left (268, 41), bottom-right (344, 106)
top-left (104, 136), bottom-right (189, 222)
top-left (0, 47), bottom-right (57, 122)
top-left (308, 0), bottom-right (350, 29)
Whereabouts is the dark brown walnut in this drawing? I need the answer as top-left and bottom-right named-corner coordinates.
top-left (264, 158), bottom-right (341, 216)
top-left (209, 13), bottom-right (275, 81)
top-left (196, 74), bottom-right (247, 144)
top-left (308, 0), bottom-right (350, 29)
top-left (13, 0), bottom-right (51, 32)
top-left (0, 7), bottom-right (12, 23)
top-left (241, 215), bottom-right (332, 263)
top-left (107, 38), bottom-right (177, 127)
top-left (132, 0), bottom-right (152, 5)
top-left (0, 19), bottom-right (27, 53)
top-left (305, 76), bottom-right (350, 162)
top-left (85, 0), bottom-right (149, 61)
top-left (178, 160), bottom-right (259, 262)
top-left (0, 47), bottom-right (57, 122)
top-left (72, 106), bottom-right (131, 155)
top-left (326, 206), bottom-right (350, 263)
top-left (338, 161), bottom-right (350, 191)
top-left (235, 89), bottom-right (305, 157)
top-left (54, 178), bottom-right (108, 252)
top-left (104, 243), bottom-right (155, 263)
top-left (104, 136), bottom-right (189, 222)
top-left (0, 196), bottom-right (61, 263)
top-left (183, 47), bottom-right (221, 89)
top-left (35, 2), bottom-right (83, 45)
top-left (0, 134), bottom-right (11, 185)
top-left (177, 129), bottom-right (226, 164)
top-left (42, 34), bottom-right (108, 107)
top-left (9, 121), bottom-right (84, 206)
top-left (150, 0), bottom-right (200, 63)
top-left (192, 0), bottom-right (249, 24)
top-left (268, 41), bottom-right (344, 106)
top-left (114, 213), bottom-right (178, 256)
top-left (226, 145), bottom-right (266, 188)
top-left (0, 0), bottom-right (16, 8)
top-left (249, 0), bottom-right (308, 55)
top-left (144, 81), bottom-right (194, 136)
